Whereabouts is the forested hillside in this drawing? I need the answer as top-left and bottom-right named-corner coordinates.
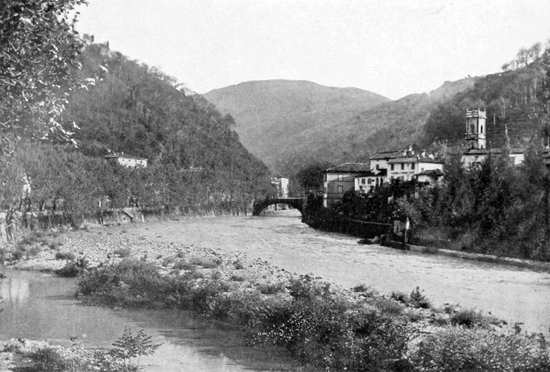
top-left (204, 80), bottom-right (389, 172)
top-left (206, 78), bottom-right (476, 174)
top-left (421, 44), bottom-right (550, 149)
top-left (1, 40), bottom-right (273, 218)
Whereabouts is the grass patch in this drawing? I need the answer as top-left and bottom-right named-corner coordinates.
top-left (55, 251), bottom-right (75, 261)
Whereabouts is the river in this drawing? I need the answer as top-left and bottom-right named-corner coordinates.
top-left (0, 270), bottom-right (305, 371)
top-left (1, 211), bottom-right (550, 371)
top-left (138, 211), bottom-right (550, 334)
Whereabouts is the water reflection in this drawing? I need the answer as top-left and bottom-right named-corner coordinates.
top-left (0, 275), bottom-right (30, 304)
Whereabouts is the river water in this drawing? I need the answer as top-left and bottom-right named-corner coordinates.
top-left (0, 270), bottom-right (304, 371)
top-left (1, 212), bottom-right (550, 371)
top-left (139, 211), bottom-right (550, 334)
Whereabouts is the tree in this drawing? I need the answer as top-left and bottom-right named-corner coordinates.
top-left (294, 162), bottom-right (333, 193)
top-left (0, 0), bottom-right (86, 145)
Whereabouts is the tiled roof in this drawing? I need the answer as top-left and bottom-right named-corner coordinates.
top-left (325, 162), bottom-right (371, 173)
top-left (387, 156), bottom-right (443, 164)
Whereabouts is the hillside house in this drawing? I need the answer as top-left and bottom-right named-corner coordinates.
top-left (105, 153), bottom-right (148, 168)
top-left (323, 163), bottom-right (371, 207)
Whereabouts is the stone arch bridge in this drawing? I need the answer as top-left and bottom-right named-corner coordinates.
top-left (252, 197), bottom-right (305, 216)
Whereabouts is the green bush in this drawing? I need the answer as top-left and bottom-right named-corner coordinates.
top-left (11, 248), bottom-right (25, 261)
top-left (257, 281), bottom-right (285, 295)
top-left (449, 308), bottom-right (500, 328)
top-left (26, 347), bottom-right (68, 372)
top-left (411, 327), bottom-right (550, 371)
top-left (55, 251), bottom-right (75, 261)
top-left (409, 287), bottom-right (431, 309)
top-left (55, 262), bottom-right (81, 277)
top-left (390, 291), bottom-right (409, 304)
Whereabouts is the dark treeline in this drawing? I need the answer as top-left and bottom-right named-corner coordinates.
top-left (401, 147), bottom-right (550, 260)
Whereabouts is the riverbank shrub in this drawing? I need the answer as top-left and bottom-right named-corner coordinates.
top-left (449, 309), bottom-right (498, 328)
top-left (11, 328), bottom-right (158, 372)
top-left (410, 327), bottom-right (550, 371)
top-left (409, 287), bottom-right (431, 309)
top-left (78, 260), bottom-right (550, 371)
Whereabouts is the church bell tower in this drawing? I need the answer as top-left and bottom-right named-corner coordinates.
top-left (465, 108), bottom-right (486, 150)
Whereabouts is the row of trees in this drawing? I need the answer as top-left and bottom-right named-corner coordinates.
top-left (2, 141), bottom-right (270, 221)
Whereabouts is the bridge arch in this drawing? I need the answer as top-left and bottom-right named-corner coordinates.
top-left (252, 197), bottom-right (305, 216)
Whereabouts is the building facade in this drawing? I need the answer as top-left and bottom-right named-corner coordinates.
top-left (323, 163), bottom-right (371, 207)
top-left (271, 177), bottom-right (290, 198)
top-left (354, 169), bottom-right (388, 194)
top-left (105, 153), bottom-right (148, 168)
top-left (388, 156), bottom-right (444, 181)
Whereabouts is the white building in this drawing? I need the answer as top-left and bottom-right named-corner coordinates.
top-left (105, 153), bottom-right (148, 168)
top-left (354, 169), bottom-right (388, 194)
top-left (271, 177), bottom-right (290, 198)
top-left (388, 156), bottom-right (444, 182)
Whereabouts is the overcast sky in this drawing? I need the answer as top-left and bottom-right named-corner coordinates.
top-left (77, 0), bottom-right (550, 99)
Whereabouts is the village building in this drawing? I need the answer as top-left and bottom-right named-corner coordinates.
top-left (105, 153), bottom-right (148, 168)
top-left (271, 177), bottom-right (290, 198)
top-left (387, 155), bottom-right (444, 182)
top-left (321, 108), bottom-right (535, 207)
top-left (369, 150), bottom-right (403, 172)
top-left (354, 169), bottom-right (388, 194)
top-left (461, 108), bottom-right (525, 168)
top-left (323, 163), bottom-right (370, 207)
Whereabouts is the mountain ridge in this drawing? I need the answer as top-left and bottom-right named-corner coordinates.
top-left (205, 78), bottom-right (476, 173)
top-left (205, 79), bottom-right (390, 172)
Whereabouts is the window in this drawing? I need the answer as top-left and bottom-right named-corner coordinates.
top-left (361, 178), bottom-right (366, 185)
top-left (390, 164), bottom-right (394, 171)
top-left (337, 185), bottom-right (343, 193)
top-left (401, 163), bottom-right (405, 170)
top-left (480, 125), bottom-right (484, 134)
top-left (411, 163), bottom-right (415, 170)
top-left (376, 164), bottom-right (380, 170)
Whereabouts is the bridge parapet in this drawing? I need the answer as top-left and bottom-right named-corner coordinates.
top-left (252, 197), bottom-right (305, 216)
